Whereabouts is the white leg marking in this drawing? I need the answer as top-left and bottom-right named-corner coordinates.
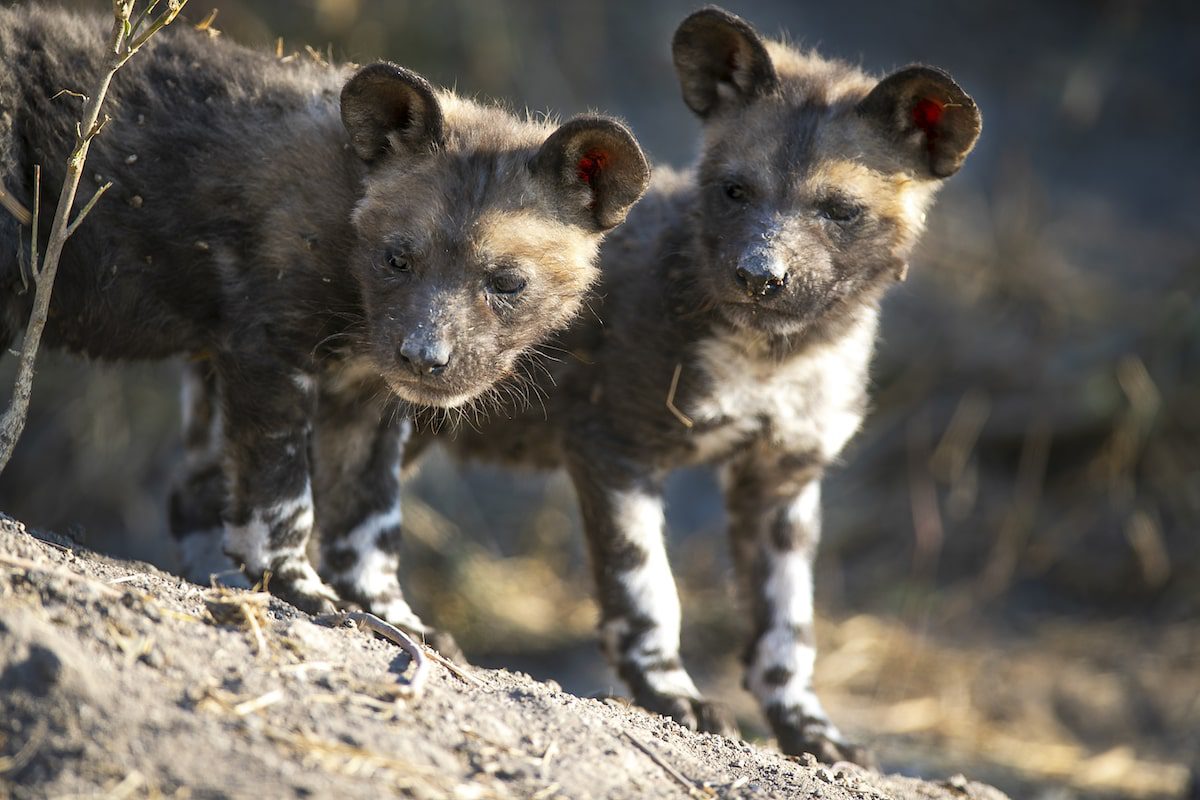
top-left (332, 505), bottom-right (403, 594)
top-left (646, 667), bottom-right (702, 699)
top-left (748, 484), bottom-right (833, 727)
top-left (600, 488), bottom-right (699, 699)
top-left (328, 504), bottom-right (427, 632)
top-left (224, 482), bottom-right (315, 573)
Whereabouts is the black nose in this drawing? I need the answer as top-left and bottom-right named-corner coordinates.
top-left (735, 264), bottom-right (787, 298)
top-left (399, 338), bottom-right (451, 376)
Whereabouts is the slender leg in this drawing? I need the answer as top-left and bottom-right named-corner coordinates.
top-left (725, 446), bottom-right (870, 765)
top-left (215, 354), bottom-right (338, 614)
top-left (566, 445), bottom-right (736, 736)
top-left (168, 359), bottom-right (246, 586)
top-left (313, 380), bottom-right (461, 658)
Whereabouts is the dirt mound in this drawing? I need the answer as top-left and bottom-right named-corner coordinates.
top-left (0, 516), bottom-right (1008, 800)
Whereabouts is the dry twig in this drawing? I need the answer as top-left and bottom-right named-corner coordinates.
top-left (665, 362), bottom-right (695, 428)
top-left (318, 611), bottom-right (431, 698)
top-left (0, 552), bottom-right (122, 598)
top-left (621, 730), bottom-right (710, 798)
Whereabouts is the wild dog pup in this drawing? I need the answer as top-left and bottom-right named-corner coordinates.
top-left (0, 6), bottom-right (649, 626)
top-left (414, 7), bottom-right (981, 760)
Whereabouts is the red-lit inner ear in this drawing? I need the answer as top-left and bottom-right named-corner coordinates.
top-left (576, 149), bottom-right (608, 186)
top-left (912, 97), bottom-right (945, 136)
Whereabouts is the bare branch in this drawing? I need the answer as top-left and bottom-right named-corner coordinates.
top-left (127, 0), bottom-right (161, 42)
top-left (50, 88), bottom-right (88, 103)
top-left (125, 1), bottom-right (186, 59)
top-left (29, 167), bottom-right (40, 279)
top-left (64, 182), bottom-right (112, 241)
top-left (0, 0), bottom-right (188, 473)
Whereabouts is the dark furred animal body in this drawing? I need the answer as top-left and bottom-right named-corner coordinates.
top-left (416, 7), bottom-right (981, 761)
top-left (0, 5), bottom-right (649, 628)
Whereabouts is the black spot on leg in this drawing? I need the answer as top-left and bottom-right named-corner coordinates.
top-left (637, 656), bottom-right (684, 674)
top-left (762, 665), bottom-right (794, 686)
top-left (770, 516), bottom-right (811, 551)
top-left (323, 546), bottom-right (358, 573)
top-left (374, 523), bottom-right (403, 555)
top-left (614, 613), bottom-right (658, 658)
top-left (607, 537), bottom-right (649, 573)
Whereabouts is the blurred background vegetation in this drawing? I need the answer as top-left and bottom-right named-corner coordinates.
top-left (2, 1), bottom-right (1198, 797)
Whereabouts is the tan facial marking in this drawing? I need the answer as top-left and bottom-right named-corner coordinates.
top-left (474, 209), bottom-right (599, 292)
top-left (807, 158), bottom-right (934, 235)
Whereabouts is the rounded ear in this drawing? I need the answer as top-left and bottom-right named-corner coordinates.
top-left (340, 62), bottom-right (445, 163)
top-left (671, 6), bottom-right (779, 118)
top-left (532, 116), bottom-right (650, 232)
top-left (857, 65), bottom-right (982, 178)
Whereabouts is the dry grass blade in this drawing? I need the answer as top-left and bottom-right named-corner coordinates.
top-left (665, 362), bottom-right (695, 428)
top-left (232, 689), bottom-right (284, 716)
top-left (204, 587), bottom-right (271, 656)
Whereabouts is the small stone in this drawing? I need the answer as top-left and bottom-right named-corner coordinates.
top-left (124, 154), bottom-right (138, 164)
top-left (194, 241), bottom-right (210, 252)
top-left (128, 195), bottom-right (143, 208)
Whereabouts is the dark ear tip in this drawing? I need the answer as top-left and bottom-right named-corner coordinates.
top-left (340, 61), bottom-right (445, 162)
top-left (671, 5), bottom-right (778, 118)
top-left (673, 5), bottom-right (755, 43)
top-left (341, 61), bottom-right (437, 104)
top-left (877, 63), bottom-right (981, 119)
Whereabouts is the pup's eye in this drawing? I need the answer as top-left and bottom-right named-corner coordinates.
top-left (818, 200), bottom-right (864, 223)
top-left (385, 250), bottom-right (411, 272)
top-left (725, 182), bottom-right (747, 201)
top-left (488, 270), bottom-right (527, 295)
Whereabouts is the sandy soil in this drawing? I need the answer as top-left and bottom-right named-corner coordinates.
top-left (0, 516), bottom-right (1011, 800)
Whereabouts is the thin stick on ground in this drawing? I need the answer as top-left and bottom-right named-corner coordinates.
top-left (0, 0), bottom-right (189, 474)
top-left (0, 552), bottom-right (123, 598)
top-left (319, 611), bottom-right (432, 698)
top-left (421, 640), bottom-right (485, 688)
top-left (621, 730), bottom-right (709, 798)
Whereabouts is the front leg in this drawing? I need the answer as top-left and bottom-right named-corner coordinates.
top-left (726, 447), bottom-right (871, 765)
top-left (216, 354), bottom-right (338, 614)
top-left (566, 447), bottom-right (736, 737)
top-left (311, 379), bottom-right (460, 659)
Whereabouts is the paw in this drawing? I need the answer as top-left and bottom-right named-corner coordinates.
top-left (177, 528), bottom-right (250, 588)
top-left (266, 558), bottom-right (341, 617)
top-left (638, 692), bottom-right (739, 738)
top-left (776, 720), bottom-right (875, 768)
